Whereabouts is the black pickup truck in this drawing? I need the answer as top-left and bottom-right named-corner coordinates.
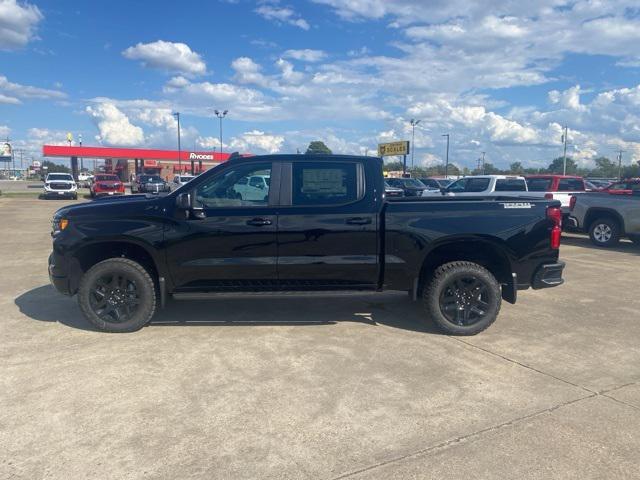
top-left (49, 154), bottom-right (565, 335)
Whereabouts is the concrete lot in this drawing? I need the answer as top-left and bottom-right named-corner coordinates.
top-left (1, 196), bottom-right (639, 480)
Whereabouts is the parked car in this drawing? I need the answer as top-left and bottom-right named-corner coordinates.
top-left (385, 177), bottom-right (428, 196)
top-left (423, 175), bottom-right (528, 197)
top-left (384, 181), bottom-right (404, 198)
top-left (416, 177), bottom-right (446, 191)
top-left (170, 174), bottom-right (196, 191)
top-left (90, 174), bottom-right (125, 197)
top-left (568, 191), bottom-right (640, 247)
top-left (78, 172), bottom-right (94, 188)
top-left (585, 179), bottom-right (612, 191)
top-left (42, 173), bottom-right (77, 200)
top-left (600, 179), bottom-right (640, 196)
top-left (48, 154), bottom-right (565, 335)
top-left (131, 174), bottom-right (170, 194)
top-left (525, 175), bottom-right (586, 214)
top-left (233, 174), bottom-right (270, 201)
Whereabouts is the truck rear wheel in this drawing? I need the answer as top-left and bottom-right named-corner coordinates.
top-left (77, 258), bottom-right (156, 332)
top-left (423, 261), bottom-right (501, 335)
top-left (589, 217), bottom-right (620, 247)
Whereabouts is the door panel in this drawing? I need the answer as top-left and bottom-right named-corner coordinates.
top-left (276, 161), bottom-right (379, 286)
top-left (165, 162), bottom-right (278, 290)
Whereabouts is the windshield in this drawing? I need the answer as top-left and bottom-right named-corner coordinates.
top-left (95, 175), bottom-right (118, 181)
top-left (140, 175), bottom-right (163, 183)
top-left (47, 173), bottom-right (73, 181)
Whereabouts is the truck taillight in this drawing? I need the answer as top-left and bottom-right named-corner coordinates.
top-left (569, 195), bottom-right (577, 211)
top-left (547, 206), bottom-right (562, 249)
top-left (544, 193), bottom-right (554, 200)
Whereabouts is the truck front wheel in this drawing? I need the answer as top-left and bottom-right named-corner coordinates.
top-left (77, 258), bottom-right (157, 332)
top-left (423, 261), bottom-right (501, 335)
top-left (589, 217), bottom-right (620, 247)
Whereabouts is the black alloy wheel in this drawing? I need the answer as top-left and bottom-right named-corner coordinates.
top-left (439, 275), bottom-right (491, 326)
top-left (423, 261), bottom-right (501, 335)
top-left (78, 258), bottom-right (156, 332)
top-left (89, 272), bottom-right (140, 323)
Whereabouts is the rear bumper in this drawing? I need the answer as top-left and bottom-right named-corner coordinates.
top-left (532, 261), bottom-right (565, 289)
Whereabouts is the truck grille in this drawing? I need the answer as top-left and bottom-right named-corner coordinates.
top-left (50, 183), bottom-right (72, 190)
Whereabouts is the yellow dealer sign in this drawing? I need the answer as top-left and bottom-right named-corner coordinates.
top-left (377, 141), bottom-right (410, 157)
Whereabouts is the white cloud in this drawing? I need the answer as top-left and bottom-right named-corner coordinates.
top-left (122, 40), bottom-right (207, 76)
top-left (86, 103), bottom-right (145, 146)
top-left (0, 92), bottom-right (20, 104)
top-left (0, 0), bottom-right (43, 50)
top-left (283, 49), bottom-right (327, 62)
top-left (0, 75), bottom-right (66, 101)
top-left (197, 130), bottom-right (284, 154)
top-left (255, 4), bottom-right (310, 30)
top-left (230, 130), bottom-right (284, 153)
top-left (0, 124), bottom-right (9, 137)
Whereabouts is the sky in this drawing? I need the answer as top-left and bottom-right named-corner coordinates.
top-left (2, 0), bottom-right (640, 170)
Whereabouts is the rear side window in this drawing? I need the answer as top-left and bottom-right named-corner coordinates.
top-left (421, 179), bottom-right (440, 188)
top-left (557, 178), bottom-right (585, 191)
top-left (527, 178), bottom-right (552, 191)
top-left (292, 162), bottom-right (359, 206)
top-left (465, 178), bottom-right (490, 192)
top-left (495, 179), bottom-right (527, 191)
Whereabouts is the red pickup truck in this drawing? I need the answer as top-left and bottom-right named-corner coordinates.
top-left (90, 174), bottom-right (125, 197)
top-left (602, 179), bottom-right (640, 195)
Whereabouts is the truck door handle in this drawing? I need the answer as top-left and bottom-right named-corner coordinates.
top-left (246, 218), bottom-right (272, 226)
top-left (346, 217), bottom-right (372, 225)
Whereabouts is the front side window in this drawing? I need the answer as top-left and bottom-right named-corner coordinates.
top-left (292, 162), bottom-right (359, 206)
top-left (527, 178), bottom-right (552, 191)
top-left (465, 178), bottom-right (490, 192)
top-left (196, 163), bottom-right (271, 208)
top-left (558, 178), bottom-right (585, 191)
top-left (447, 179), bottom-right (467, 192)
top-left (495, 179), bottom-right (527, 191)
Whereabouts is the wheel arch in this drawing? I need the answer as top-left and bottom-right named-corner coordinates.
top-left (585, 208), bottom-right (625, 233)
top-left (416, 237), bottom-right (514, 299)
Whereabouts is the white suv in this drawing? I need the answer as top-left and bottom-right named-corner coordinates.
top-left (423, 175), bottom-right (528, 197)
top-left (43, 173), bottom-right (78, 200)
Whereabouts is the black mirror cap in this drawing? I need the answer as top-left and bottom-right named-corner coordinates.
top-left (176, 192), bottom-right (191, 209)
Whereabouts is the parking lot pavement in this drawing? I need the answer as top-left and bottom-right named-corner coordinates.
top-left (1, 197), bottom-right (639, 479)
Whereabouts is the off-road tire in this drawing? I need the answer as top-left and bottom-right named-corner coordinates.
top-left (589, 217), bottom-right (620, 247)
top-left (77, 258), bottom-right (156, 332)
top-left (423, 261), bottom-right (501, 335)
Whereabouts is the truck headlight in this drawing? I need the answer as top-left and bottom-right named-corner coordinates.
top-left (52, 216), bottom-right (69, 235)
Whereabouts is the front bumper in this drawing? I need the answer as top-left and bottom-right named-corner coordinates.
top-left (44, 189), bottom-right (77, 198)
top-left (532, 261), bottom-right (565, 289)
top-left (48, 251), bottom-right (81, 295)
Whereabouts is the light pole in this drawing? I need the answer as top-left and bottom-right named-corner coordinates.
top-left (215, 110), bottom-right (228, 158)
top-left (617, 150), bottom-right (625, 181)
top-left (410, 119), bottom-right (421, 170)
top-left (442, 133), bottom-right (450, 178)
top-left (481, 151), bottom-right (486, 174)
top-left (78, 134), bottom-right (83, 172)
top-left (172, 112), bottom-right (182, 174)
top-left (561, 125), bottom-right (568, 175)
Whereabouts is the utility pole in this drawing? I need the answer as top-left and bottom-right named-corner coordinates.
top-left (617, 150), bottom-right (625, 181)
top-left (78, 134), bottom-right (83, 172)
top-left (410, 119), bottom-right (421, 170)
top-left (562, 125), bottom-right (568, 175)
top-left (442, 133), bottom-right (450, 178)
top-left (215, 110), bottom-right (228, 158)
top-left (476, 157), bottom-right (482, 173)
top-left (481, 151), bottom-right (486, 174)
top-left (172, 112), bottom-right (182, 174)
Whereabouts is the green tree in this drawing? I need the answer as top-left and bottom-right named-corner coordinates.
top-left (592, 157), bottom-right (617, 178)
top-left (547, 156), bottom-right (578, 174)
top-left (42, 160), bottom-right (71, 173)
top-left (509, 162), bottom-right (524, 174)
top-left (305, 141), bottom-right (332, 155)
top-left (383, 160), bottom-right (404, 172)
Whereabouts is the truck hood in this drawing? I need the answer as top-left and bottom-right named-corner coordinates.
top-left (54, 194), bottom-right (167, 218)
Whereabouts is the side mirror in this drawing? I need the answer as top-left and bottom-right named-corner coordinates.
top-left (176, 192), bottom-right (191, 209)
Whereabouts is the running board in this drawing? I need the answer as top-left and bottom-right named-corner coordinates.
top-left (172, 290), bottom-right (380, 300)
